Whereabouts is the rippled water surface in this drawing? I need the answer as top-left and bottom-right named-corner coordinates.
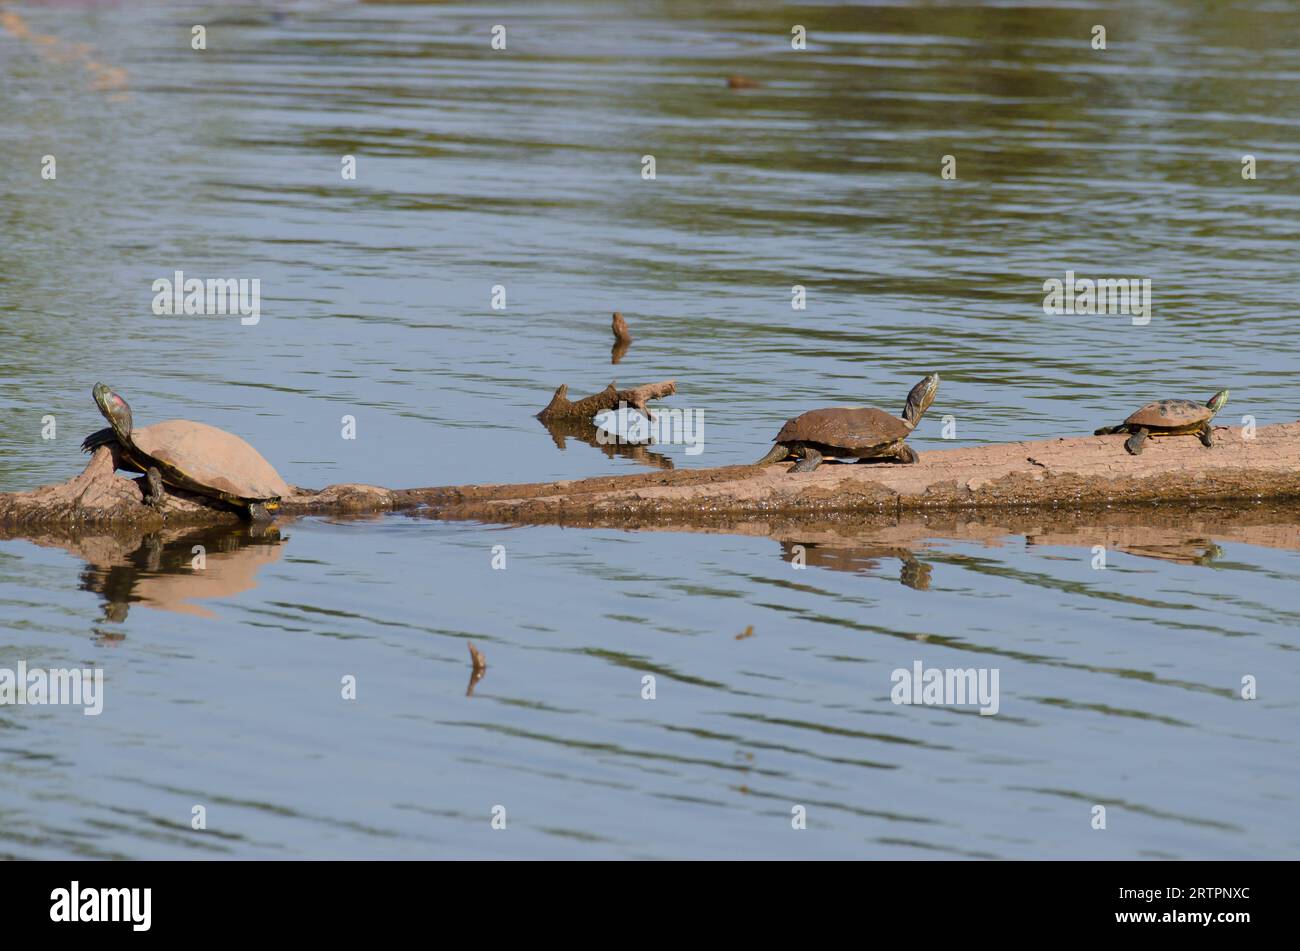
top-left (2, 0), bottom-right (1299, 858)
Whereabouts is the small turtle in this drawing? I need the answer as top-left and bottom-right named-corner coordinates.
top-left (754, 374), bottom-right (940, 473)
top-left (82, 383), bottom-right (291, 520)
top-left (1094, 389), bottom-right (1229, 456)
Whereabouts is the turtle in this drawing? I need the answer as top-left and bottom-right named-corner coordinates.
top-left (754, 373), bottom-right (940, 473)
top-left (1094, 390), bottom-right (1229, 456)
top-left (81, 383), bottom-right (291, 521)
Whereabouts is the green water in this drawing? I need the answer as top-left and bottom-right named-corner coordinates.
top-left (1, 0), bottom-right (1298, 858)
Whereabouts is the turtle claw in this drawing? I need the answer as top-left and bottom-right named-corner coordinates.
top-left (791, 449), bottom-right (823, 473)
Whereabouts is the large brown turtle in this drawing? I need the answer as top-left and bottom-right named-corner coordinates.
top-left (81, 383), bottom-right (291, 520)
top-left (754, 374), bottom-right (940, 473)
top-left (1094, 390), bottom-right (1228, 455)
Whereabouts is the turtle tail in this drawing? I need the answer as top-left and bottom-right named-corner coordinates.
top-left (753, 443), bottom-right (789, 467)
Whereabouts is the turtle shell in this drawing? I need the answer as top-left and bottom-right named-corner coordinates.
top-left (1124, 399), bottom-right (1212, 430)
top-left (130, 420), bottom-right (291, 501)
top-left (777, 407), bottom-right (910, 454)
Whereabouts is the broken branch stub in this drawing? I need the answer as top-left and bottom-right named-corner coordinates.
top-left (611, 312), bottom-right (633, 343)
top-left (535, 380), bottom-right (677, 424)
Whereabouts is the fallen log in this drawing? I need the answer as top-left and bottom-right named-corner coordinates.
top-left (3, 422), bottom-right (1300, 532)
top-left (535, 379), bottom-right (675, 424)
top-left (396, 421), bottom-right (1300, 526)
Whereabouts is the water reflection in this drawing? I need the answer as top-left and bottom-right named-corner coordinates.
top-left (5, 523), bottom-right (288, 623)
top-left (496, 501), bottom-right (1300, 571)
top-left (780, 540), bottom-right (932, 590)
top-left (538, 415), bottom-right (676, 470)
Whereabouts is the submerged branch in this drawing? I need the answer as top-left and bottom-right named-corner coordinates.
top-left (535, 379), bottom-right (677, 424)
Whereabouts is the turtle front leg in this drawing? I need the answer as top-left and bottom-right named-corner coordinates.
top-left (247, 502), bottom-right (275, 522)
top-left (144, 466), bottom-right (167, 510)
top-left (81, 427), bottom-right (118, 455)
top-left (894, 444), bottom-right (919, 465)
top-left (753, 443), bottom-right (789, 467)
top-left (791, 448), bottom-right (823, 473)
top-left (1199, 423), bottom-right (1213, 448)
top-left (1124, 428), bottom-right (1149, 455)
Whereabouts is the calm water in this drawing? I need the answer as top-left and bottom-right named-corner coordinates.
top-left (2, 0), bottom-right (1299, 858)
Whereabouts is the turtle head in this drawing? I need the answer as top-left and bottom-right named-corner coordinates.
top-left (92, 383), bottom-right (134, 439)
top-left (902, 373), bottom-right (940, 427)
top-left (1206, 389), bottom-right (1229, 415)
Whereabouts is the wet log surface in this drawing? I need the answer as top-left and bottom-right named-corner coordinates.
top-left (2, 422), bottom-right (1299, 534)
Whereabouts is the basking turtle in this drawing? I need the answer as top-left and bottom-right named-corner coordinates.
top-left (81, 383), bottom-right (290, 520)
top-left (754, 374), bottom-right (940, 473)
top-left (1094, 390), bottom-right (1229, 456)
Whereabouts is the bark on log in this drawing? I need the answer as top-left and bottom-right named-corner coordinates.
top-left (4, 422), bottom-right (1300, 533)
top-left (535, 379), bottom-right (676, 424)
